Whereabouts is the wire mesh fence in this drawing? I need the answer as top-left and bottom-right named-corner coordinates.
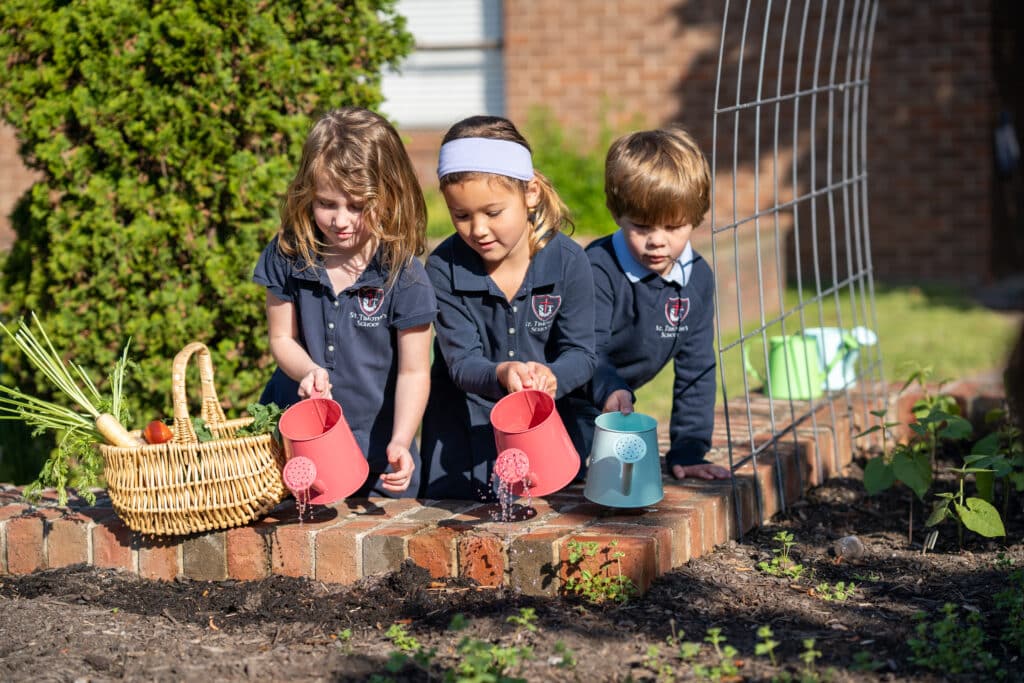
top-left (709, 0), bottom-right (884, 531)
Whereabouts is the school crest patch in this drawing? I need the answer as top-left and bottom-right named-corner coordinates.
top-left (358, 287), bottom-right (385, 316)
top-left (665, 297), bottom-right (690, 327)
top-left (532, 294), bottom-right (562, 322)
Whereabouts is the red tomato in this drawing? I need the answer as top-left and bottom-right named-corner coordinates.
top-left (143, 419), bottom-right (174, 445)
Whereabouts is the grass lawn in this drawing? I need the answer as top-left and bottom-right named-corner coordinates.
top-left (634, 284), bottom-right (1022, 424)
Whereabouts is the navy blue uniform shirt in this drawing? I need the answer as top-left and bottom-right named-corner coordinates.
top-left (419, 232), bottom-right (597, 500)
top-left (254, 236), bottom-right (437, 497)
top-left (568, 233), bottom-right (716, 469)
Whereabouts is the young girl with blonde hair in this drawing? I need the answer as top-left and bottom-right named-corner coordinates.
top-left (254, 107), bottom-right (437, 497)
top-left (419, 115), bottom-right (596, 500)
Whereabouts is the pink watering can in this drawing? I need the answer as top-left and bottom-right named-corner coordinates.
top-left (490, 389), bottom-right (580, 497)
top-left (278, 397), bottom-right (368, 505)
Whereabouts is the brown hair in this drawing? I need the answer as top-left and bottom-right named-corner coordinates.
top-left (278, 107), bottom-right (427, 287)
top-left (604, 126), bottom-right (711, 228)
top-left (439, 115), bottom-right (572, 256)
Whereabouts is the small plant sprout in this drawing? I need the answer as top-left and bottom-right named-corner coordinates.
top-left (552, 640), bottom-right (576, 669)
top-left (693, 627), bottom-right (740, 680)
top-left (506, 607), bottom-right (538, 633)
top-left (800, 638), bottom-right (822, 677)
top-left (563, 538), bottom-right (637, 604)
top-left (755, 625), bottom-right (779, 666)
top-left (926, 462), bottom-right (1006, 548)
top-left (758, 530), bottom-right (805, 580)
top-left (814, 580), bottom-right (858, 601)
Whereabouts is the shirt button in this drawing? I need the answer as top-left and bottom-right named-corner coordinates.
top-left (512, 305), bottom-right (518, 312)
top-left (508, 328), bottom-right (516, 335)
top-left (508, 350), bottom-right (515, 357)
top-left (333, 300), bottom-right (339, 308)
top-left (327, 345), bottom-right (335, 352)
top-left (328, 323), bottom-right (335, 330)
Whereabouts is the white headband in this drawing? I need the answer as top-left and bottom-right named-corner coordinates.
top-left (437, 137), bottom-right (534, 181)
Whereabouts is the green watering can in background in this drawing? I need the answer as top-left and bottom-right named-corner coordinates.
top-left (743, 331), bottom-right (859, 400)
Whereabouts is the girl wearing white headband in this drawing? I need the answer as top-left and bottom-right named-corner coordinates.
top-left (419, 115), bottom-right (597, 501)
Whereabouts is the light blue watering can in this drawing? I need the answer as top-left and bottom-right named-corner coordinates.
top-left (583, 411), bottom-right (664, 508)
top-left (804, 326), bottom-right (877, 391)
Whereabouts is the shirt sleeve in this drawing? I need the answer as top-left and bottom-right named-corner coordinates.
top-left (589, 258), bottom-right (632, 408)
top-left (252, 237), bottom-right (294, 302)
top-left (426, 253), bottom-right (506, 400)
top-left (390, 259), bottom-right (438, 330)
top-left (546, 244), bottom-right (597, 399)
top-left (666, 265), bottom-right (717, 468)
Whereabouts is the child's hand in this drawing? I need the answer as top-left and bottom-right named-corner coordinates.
top-left (671, 462), bottom-right (731, 481)
top-left (380, 442), bottom-right (415, 493)
top-left (524, 361), bottom-right (557, 398)
top-left (497, 361), bottom-right (535, 393)
top-left (603, 390), bottom-right (634, 415)
top-left (298, 367), bottom-right (331, 399)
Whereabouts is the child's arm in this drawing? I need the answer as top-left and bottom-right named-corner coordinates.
top-left (544, 246), bottom-right (598, 398)
top-left (380, 322), bottom-right (432, 493)
top-left (426, 254), bottom-right (507, 400)
top-left (666, 264), bottom-right (727, 479)
top-left (589, 255), bottom-right (634, 411)
top-left (266, 292), bottom-right (331, 398)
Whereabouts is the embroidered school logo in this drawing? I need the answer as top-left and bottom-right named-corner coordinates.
top-left (358, 287), bottom-right (385, 316)
top-left (532, 295), bottom-right (562, 322)
top-left (665, 297), bottom-right (690, 327)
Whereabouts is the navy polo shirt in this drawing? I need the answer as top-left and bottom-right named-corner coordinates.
top-left (253, 236), bottom-right (437, 496)
top-left (419, 232), bottom-right (597, 500)
top-left (570, 233), bottom-right (717, 469)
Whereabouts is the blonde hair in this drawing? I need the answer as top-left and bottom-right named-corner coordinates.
top-left (605, 126), bottom-right (711, 228)
top-left (278, 107), bottom-right (427, 287)
top-left (439, 115), bottom-right (572, 256)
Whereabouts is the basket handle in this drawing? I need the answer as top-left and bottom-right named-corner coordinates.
top-left (170, 342), bottom-right (229, 444)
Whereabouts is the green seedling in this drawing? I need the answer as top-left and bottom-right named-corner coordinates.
top-left (563, 538), bottom-right (637, 604)
top-left (552, 640), bottom-right (576, 669)
top-left (814, 580), bottom-right (858, 601)
top-left (506, 607), bottom-right (537, 633)
top-left (755, 625), bottom-right (779, 666)
top-left (758, 530), bottom-right (805, 580)
top-left (964, 407), bottom-right (1024, 518)
top-left (692, 627), bottom-right (739, 681)
top-left (926, 463), bottom-right (1006, 547)
top-left (800, 638), bottom-right (822, 679)
top-left (994, 570), bottom-right (1024, 657)
top-left (851, 650), bottom-right (884, 672)
top-left (908, 603), bottom-right (998, 675)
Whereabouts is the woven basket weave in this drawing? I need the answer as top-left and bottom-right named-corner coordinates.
top-left (98, 342), bottom-right (286, 536)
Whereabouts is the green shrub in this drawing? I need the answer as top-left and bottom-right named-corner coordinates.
top-left (0, 0), bottom-right (412, 481)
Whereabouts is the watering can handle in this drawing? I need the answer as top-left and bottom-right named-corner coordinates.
top-left (822, 332), bottom-right (861, 375)
top-left (742, 344), bottom-right (764, 385)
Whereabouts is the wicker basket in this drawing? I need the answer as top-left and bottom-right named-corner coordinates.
top-left (98, 342), bottom-right (287, 536)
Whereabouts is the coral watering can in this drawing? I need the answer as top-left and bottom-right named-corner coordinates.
top-left (803, 326), bottom-right (877, 391)
top-left (743, 333), bottom-right (850, 401)
top-left (278, 397), bottom-right (368, 505)
top-left (583, 411), bottom-right (664, 508)
top-left (490, 389), bottom-right (580, 498)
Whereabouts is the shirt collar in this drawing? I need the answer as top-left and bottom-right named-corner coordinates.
top-left (611, 229), bottom-right (693, 286)
top-left (451, 233), bottom-right (563, 293)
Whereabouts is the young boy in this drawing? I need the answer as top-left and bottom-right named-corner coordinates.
top-left (572, 126), bottom-right (729, 480)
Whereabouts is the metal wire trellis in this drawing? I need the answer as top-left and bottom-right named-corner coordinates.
top-left (709, 0), bottom-right (884, 535)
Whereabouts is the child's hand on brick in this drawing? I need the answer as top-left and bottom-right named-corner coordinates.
top-left (671, 462), bottom-right (731, 481)
top-left (380, 441), bottom-right (415, 492)
top-left (298, 366), bottom-right (331, 399)
top-left (603, 389), bottom-right (634, 415)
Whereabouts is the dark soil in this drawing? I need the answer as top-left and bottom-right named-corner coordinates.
top-left (2, 459), bottom-right (1023, 682)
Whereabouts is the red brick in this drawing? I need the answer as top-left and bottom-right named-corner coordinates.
top-left (585, 523), bottom-right (673, 576)
top-left (261, 507), bottom-right (348, 578)
top-left (314, 519), bottom-right (381, 584)
top-left (45, 511), bottom-right (93, 568)
top-left (408, 526), bottom-right (459, 579)
top-left (226, 527), bottom-right (271, 581)
top-left (457, 533), bottom-right (505, 587)
top-left (92, 516), bottom-right (135, 571)
top-left (6, 510), bottom-right (57, 574)
top-left (606, 507), bottom-right (701, 566)
top-left (138, 540), bottom-right (180, 581)
top-left (182, 532), bottom-right (227, 581)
